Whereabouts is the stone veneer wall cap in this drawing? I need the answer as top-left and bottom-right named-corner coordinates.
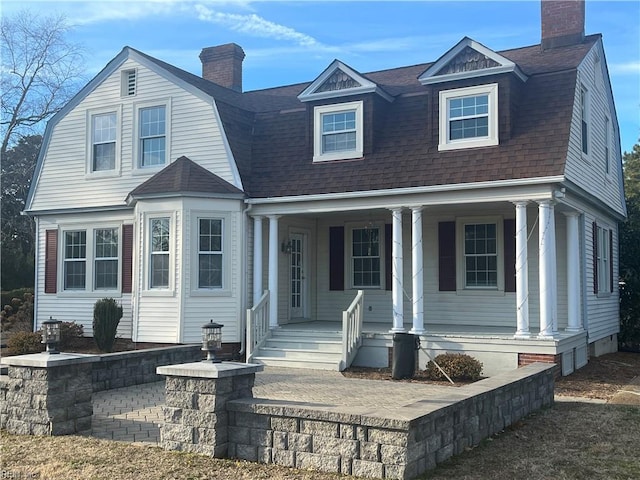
top-left (157, 361), bottom-right (264, 378)
top-left (3, 352), bottom-right (101, 367)
top-left (97, 344), bottom-right (200, 360)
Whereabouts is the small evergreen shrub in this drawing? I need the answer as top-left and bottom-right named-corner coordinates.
top-left (7, 331), bottom-right (44, 355)
top-left (424, 353), bottom-right (483, 381)
top-left (0, 290), bottom-right (34, 333)
top-left (93, 298), bottom-right (123, 353)
top-left (59, 321), bottom-right (85, 349)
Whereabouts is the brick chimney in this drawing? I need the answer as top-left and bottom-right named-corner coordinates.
top-left (541, 0), bottom-right (585, 50)
top-left (199, 43), bottom-right (245, 92)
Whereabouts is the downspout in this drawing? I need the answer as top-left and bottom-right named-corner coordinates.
top-left (238, 202), bottom-right (252, 356)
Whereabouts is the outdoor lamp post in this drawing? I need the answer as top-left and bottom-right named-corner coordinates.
top-left (42, 316), bottom-right (62, 354)
top-left (201, 320), bottom-right (223, 363)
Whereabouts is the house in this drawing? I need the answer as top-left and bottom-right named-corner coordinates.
top-left (25, 0), bottom-right (626, 376)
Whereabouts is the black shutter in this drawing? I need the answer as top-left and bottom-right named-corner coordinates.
top-left (122, 225), bottom-right (133, 294)
top-left (593, 221), bottom-right (598, 294)
top-left (438, 221), bottom-right (456, 291)
top-left (385, 224), bottom-right (392, 290)
top-left (329, 226), bottom-right (344, 291)
top-left (44, 230), bottom-right (58, 294)
top-left (503, 219), bottom-right (516, 293)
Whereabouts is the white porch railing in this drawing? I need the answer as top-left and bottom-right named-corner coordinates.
top-left (246, 290), bottom-right (270, 363)
top-left (340, 290), bottom-right (364, 371)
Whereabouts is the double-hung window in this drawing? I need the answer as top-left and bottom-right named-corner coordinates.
top-left (91, 113), bottom-right (117, 171)
top-left (198, 218), bottom-right (223, 289)
top-left (463, 222), bottom-right (498, 288)
top-left (351, 227), bottom-right (381, 288)
top-left (313, 101), bottom-right (363, 162)
top-left (439, 84), bottom-right (498, 151)
top-left (139, 106), bottom-right (166, 167)
top-left (95, 228), bottom-right (118, 290)
top-left (64, 231), bottom-right (87, 290)
top-left (597, 225), bottom-right (610, 294)
top-left (150, 218), bottom-right (170, 289)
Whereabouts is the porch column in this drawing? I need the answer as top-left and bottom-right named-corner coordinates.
top-left (538, 200), bottom-right (558, 338)
top-left (410, 206), bottom-right (425, 334)
top-left (268, 215), bottom-right (279, 329)
top-left (252, 216), bottom-right (263, 306)
top-left (390, 208), bottom-right (405, 332)
top-left (514, 201), bottom-right (530, 338)
top-left (564, 211), bottom-right (583, 332)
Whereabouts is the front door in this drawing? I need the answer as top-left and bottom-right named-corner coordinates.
top-left (289, 232), bottom-right (308, 320)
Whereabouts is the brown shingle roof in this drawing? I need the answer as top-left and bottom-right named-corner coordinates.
top-left (128, 156), bottom-right (244, 199)
top-left (137, 35), bottom-right (600, 200)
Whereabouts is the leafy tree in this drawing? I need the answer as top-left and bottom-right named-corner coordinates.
top-left (1, 10), bottom-right (85, 156)
top-left (1, 135), bottom-right (41, 290)
top-left (620, 139), bottom-right (640, 349)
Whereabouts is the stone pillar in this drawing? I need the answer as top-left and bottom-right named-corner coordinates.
top-left (157, 362), bottom-right (263, 457)
top-left (538, 200), bottom-right (558, 338)
top-left (253, 215), bottom-right (263, 306)
top-left (390, 208), bottom-right (405, 333)
top-left (0, 353), bottom-right (98, 435)
top-left (410, 206), bottom-right (425, 335)
top-left (268, 215), bottom-right (279, 328)
top-left (514, 201), bottom-right (530, 338)
top-left (564, 211), bottom-right (583, 332)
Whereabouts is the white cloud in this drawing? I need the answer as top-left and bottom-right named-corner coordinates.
top-left (610, 61), bottom-right (640, 75)
top-left (194, 4), bottom-right (323, 48)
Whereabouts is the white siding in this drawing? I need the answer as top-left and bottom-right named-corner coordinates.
top-left (564, 42), bottom-right (625, 216)
top-left (30, 57), bottom-right (237, 212)
top-left (35, 212), bottom-right (134, 338)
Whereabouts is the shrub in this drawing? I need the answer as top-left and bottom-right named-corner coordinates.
top-left (93, 298), bottom-right (123, 353)
top-left (424, 353), bottom-right (483, 381)
top-left (59, 321), bottom-right (85, 349)
top-left (7, 331), bottom-right (44, 355)
top-left (0, 290), bottom-right (34, 333)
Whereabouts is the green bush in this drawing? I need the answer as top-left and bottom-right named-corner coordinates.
top-left (424, 353), bottom-right (483, 381)
top-left (59, 321), bottom-right (85, 349)
top-left (0, 290), bottom-right (34, 333)
top-left (7, 331), bottom-right (44, 355)
top-left (93, 298), bottom-right (123, 353)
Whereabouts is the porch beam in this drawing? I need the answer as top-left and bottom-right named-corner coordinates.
top-left (538, 200), bottom-right (558, 338)
top-left (268, 215), bottom-right (279, 329)
top-left (514, 201), bottom-right (530, 338)
top-left (252, 216), bottom-right (263, 306)
top-left (390, 208), bottom-right (405, 332)
top-left (410, 206), bottom-right (425, 335)
top-left (564, 211), bottom-right (583, 332)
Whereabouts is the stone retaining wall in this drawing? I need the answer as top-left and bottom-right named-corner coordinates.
top-left (225, 363), bottom-right (555, 480)
top-left (92, 345), bottom-right (202, 391)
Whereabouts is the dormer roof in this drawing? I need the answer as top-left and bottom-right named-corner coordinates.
top-left (419, 37), bottom-right (528, 85)
top-left (298, 59), bottom-right (393, 103)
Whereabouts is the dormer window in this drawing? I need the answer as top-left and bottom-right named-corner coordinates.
top-left (313, 101), bottom-right (363, 162)
top-left (439, 84), bottom-right (499, 151)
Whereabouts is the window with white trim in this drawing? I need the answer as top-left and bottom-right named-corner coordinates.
top-left (150, 218), bottom-right (170, 288)
top-left (198, 218), bottom-right (223, 289)
top-left (351, 227), bottom-right (381, 288)
top-left (463, 223), bottom-right (497, 288)
top-left (64, 231), bottom-right (87, 290)
top-left (597, 225), bottom-right (610, 293)
top-left (439, 84), bottom-right (498, 151)
top-left (91, 112), bottom-right (117, 171)
top-left (139, 105), bottom-right (166, 168)
top-left (581, 86), bottom-right (589, 156)
top-left (313, 101), bottom-right (363, 162)
top-left (94, 228), bottom-right (118, 290)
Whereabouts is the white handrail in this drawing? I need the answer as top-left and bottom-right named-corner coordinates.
top-left (246, 290), bottom-right (270, 363)
top-left (340, 290), bottom-right (364, 371)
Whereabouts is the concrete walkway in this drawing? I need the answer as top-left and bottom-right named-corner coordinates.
top-left (90, 367), bottom-right (640, 445)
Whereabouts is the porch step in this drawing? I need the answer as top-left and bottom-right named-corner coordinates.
top-left (252, 328), bottom-right (343, 371)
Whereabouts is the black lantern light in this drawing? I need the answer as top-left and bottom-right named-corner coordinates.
top-left (42, 316), bottom-right (62, 354)
top-left (201, 320), bottom-right (223, 363)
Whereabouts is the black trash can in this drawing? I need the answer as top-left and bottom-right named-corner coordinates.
top-left (392, 333), bottom-right (420, 379)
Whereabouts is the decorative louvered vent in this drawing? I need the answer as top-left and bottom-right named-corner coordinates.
top-left (122, 69), bottom-right (136, 96)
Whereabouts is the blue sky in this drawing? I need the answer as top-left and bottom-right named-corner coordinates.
top-left (3, 0), bottom-right (639, 152)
